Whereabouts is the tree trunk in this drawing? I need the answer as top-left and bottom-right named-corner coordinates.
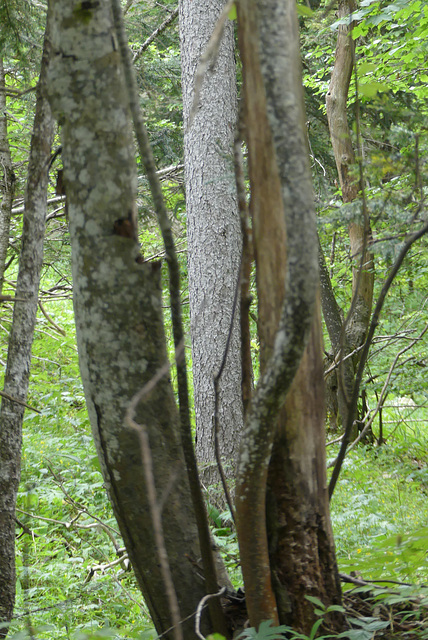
top-left (319, 241), bottom-right (355, 433)
top-left (235, 0), bottom-right (344, 630)
top-left (266, 305), bottom-right (343, 634)
top-left (46, 2), bottom-right (215, 638)
top-left (179, 0), bottom-right (243, 503)
top-left (325, 0), bottom-right (374, 405)
top-left (0, 22), bottom-right (54, 637)
top-left (0, 57), bottom-right (16, 291)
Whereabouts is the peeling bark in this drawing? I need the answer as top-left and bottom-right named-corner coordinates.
top-left (267, 303), bottom-right (344, 634)
top-left (0, 22), bottom-right (54, 636)
top-left (235, 0), bottom-right (332, 628)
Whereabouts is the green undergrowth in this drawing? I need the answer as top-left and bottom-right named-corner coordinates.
top-left (4, 286), bottom-right (428, 639)
top-left (329, 404), bottom-right (428, 584)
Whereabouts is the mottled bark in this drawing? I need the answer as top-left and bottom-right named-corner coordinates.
top-left (0, 23), bottom-right (54, 637)
top-left (179, 0), bottom-right (243, 501)
top-left (325, 0), bottom-right (374, 353)
top-left (46, 3), bottom-right (212, 638)
top-left (235, 0), bottom-right (340, 629)
top-left (0, 58), bottom-right (16, 291)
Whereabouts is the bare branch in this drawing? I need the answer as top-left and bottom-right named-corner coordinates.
top-left (132, 8), bottom-right (179, 64)
top-left (0, 390), bottom-right (40, 414)
top-left (195, 587), bottom-right (226, 640)
top-left (38, 300), bottom-right (66, 336)
top-left (126, 404), bottom-right (183, 640)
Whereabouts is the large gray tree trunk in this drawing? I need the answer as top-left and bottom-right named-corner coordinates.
top-left (179, 0), bottom-right (243, 501)
top-left (46, 3), bottom-right (214, 638)
top-left (0, 24), bottom-right (54, 637)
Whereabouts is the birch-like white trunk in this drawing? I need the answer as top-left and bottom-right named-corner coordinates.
top-left (179, 0), bottom-right (243, 500)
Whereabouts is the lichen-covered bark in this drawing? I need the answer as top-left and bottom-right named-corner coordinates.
top-left (46, 3), bottom-right (209, 638)
top-left (0, 24), bottom-right (54, 636)
top-left (0, 57), bottom-right (16, 291)
top-left (179, 0), bottom-right (243, 499)
top-left (235, 0), bottom-right (320, 627)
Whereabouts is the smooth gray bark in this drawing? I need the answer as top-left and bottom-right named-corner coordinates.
top-left (0, 24), bottom-right (54, 636)
top-left (179, 0), bottom-right (243, 500)
top-left (46, 3), bottom-right (210, 638)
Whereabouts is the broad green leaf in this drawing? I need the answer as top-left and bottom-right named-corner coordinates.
top-left (305, 595), bottom-right (325, 609)
top-left (228, 4), bottom-right (237, 20)
top-left (297, 4), bottom-right (314, 17)
top-left (358, 81), bottom-right (389, 97)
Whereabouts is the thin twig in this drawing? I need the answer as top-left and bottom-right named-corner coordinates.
top-left (126, 397), bottom-right (183, 640)
top-left (213, 257), bottom-right (242, 524)
top-left (234, 99), bottom-right (253, 417)
top-left (11, 195), bottom-right (65, 215)
top-left (0, 390), bottom-right (40, 413)
top-left (111, 2), bottom-right (228, 633)
top-left (344, 327), bottom-right (427, 455)
top-left (132, 8), bottom-right (179, 64)
top-left (38, 300), bottom-right (66, 336)
top-left (195, 587), bottom-right (226, 640)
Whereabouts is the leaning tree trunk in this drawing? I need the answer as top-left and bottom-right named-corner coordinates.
top-left (235, 0), bottom-right (344, 632)
top-left (325, 0), bottom-right (374, 431)
top-left (179, 0), bottom-right (243, 502)
top-left (0, 57), bottom-right (16, 291)
top-left (0, 24), bottom-right (54, 637)
top-left (46, 2), bottom-right (218, 639)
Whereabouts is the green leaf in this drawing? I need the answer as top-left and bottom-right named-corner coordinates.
top-left (357, 61), bottom-right (377, 74)
top-left (305, 595), bottom-right (326, 610)
top-left (236, 620), bottom-right (291, 640)
top-left (296, 4), bottom-right (314, 17)
top-left (358, 81), bottom-right (389, 97)
top-left (309, 618), bottom-right (324, 640)
top-left (326, 605), bottom-right (346, 614)
top-left (228, 4), bottom-right (237, 20)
